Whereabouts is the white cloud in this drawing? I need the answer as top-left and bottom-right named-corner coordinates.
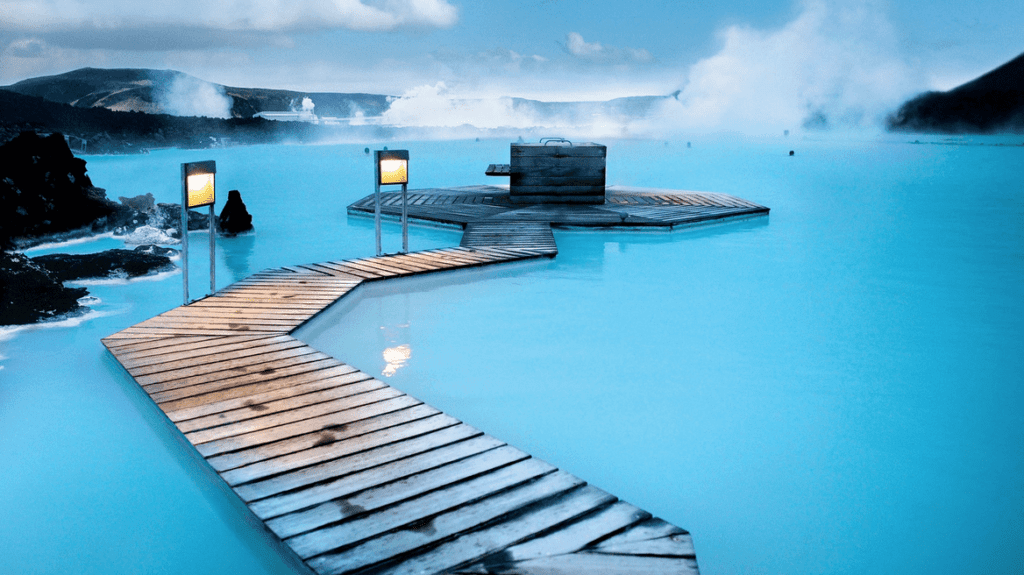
top-left (8, 37), bottom-right (45, 58)
top-left (1, 0), bottom-right (458, 33)
top-left (566, 33), bottom-right (603, 58)
top-left (564, 32), bottom-right (653, 63)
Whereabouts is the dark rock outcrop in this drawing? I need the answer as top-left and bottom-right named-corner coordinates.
top-left (1, 251), bottom-right (87, 325)
top-left (887, 51), bottom-right (1024, 134)
top-left (218, 189), bottom-right (253, 235)
top-left (0, 131), bottom-right (117, 248)
top-left (31, 245), bottom-right (177, 282)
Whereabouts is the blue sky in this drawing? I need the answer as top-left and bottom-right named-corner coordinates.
top-left (1, 0), bottom-right (1021, 131)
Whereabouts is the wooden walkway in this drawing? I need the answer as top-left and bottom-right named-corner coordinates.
top-left (102, 245), bottom-right (699, 575)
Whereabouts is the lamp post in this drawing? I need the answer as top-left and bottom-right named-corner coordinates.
top-left (181, 160), bottom-right (216, 304)
top-left (373, 149), bottom-right (409, 256)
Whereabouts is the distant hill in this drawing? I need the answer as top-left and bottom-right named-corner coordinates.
top-left (0, 89), bottom-right (321, 153)
top-left (887, 52), bottom-right (1024, 134)
top-left (3, 68), bottom-right (392, 119)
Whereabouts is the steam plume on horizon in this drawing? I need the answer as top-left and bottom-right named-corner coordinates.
top-left (380, 0), bottom-right (922, 137)
top-left (639, 0), bottom-right (921, 134)
top-left (155, 73), bottom-right (233, 119)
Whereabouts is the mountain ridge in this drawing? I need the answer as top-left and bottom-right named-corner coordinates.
top-left (887, 51), bottom-right (1024, 134)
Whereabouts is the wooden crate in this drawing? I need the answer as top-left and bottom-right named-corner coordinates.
top-left (510, 142), bottom-right (606, 204)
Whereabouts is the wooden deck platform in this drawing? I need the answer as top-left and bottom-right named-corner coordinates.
top-left (102, 245), bottom-right (700, 575)
top-left (347, 184), bottom-right (768, 229)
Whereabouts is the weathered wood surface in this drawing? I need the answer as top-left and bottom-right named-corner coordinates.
top-left (485, 164), bottom-right (510, 176)
top-left (102, 245), bottom-right (698, 575)
top-left (509, 143), bottom-right (607, 204)
top-left (348, 184), bottom-right (768, 228)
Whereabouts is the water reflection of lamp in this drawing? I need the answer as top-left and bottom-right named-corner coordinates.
top-left (382, 344), bottom-right (411, 377)
top-left (373, 149), bottom-right (409, 256)
top-left (181, 160), bottom-right (216, 304)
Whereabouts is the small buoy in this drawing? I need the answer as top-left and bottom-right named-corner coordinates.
top-left (784, 129), bottom-right (789, 137)
top-left (687, 142), bottom-right (692, 148)
top-left (364, 147), bottom-right (369, 154)
top-left (789, 150), bottom-right (795, 156)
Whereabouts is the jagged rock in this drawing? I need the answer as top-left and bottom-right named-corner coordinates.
top-left (0, 251), bottom-right (87, 325)
top-left (218, 189), bottom-right (254, 235)
top-left (0, 131), bottom-right (117, 248)
top-left (31, 245), bottom-right (178, 282)
top-left (156, 202), bottom-right (214, 231)
top-left (118, 193), bottom-right (155, 212)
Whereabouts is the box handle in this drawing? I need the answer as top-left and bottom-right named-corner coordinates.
top-left (540, 137), bottom-right (573, 146)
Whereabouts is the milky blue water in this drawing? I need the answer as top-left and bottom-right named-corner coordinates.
top-left (2, 136), bottom-right (1022, 575)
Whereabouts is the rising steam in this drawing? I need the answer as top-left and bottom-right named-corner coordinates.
top-left (377, 0), bottom-right (920, 137)
top-left (154, 72), bottom-right (233, 119)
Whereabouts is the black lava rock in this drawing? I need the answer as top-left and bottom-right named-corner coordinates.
top-left (31, 245), bottom-right (178, 282)
top-left (887, 51), bottom-right (1024, 134)
top-left (218, 189), bottom-right (254, 235)
top-left (1, 251), bottom-right (87, 325)
top-left (0, 131), bottom-right (117, 248)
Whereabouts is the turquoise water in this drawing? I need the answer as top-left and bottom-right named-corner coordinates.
top-left (2, 136), bottom-right (1022, 574)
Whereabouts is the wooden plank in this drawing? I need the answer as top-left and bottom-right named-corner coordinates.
top-left (104, 334), bottom-right (231, 356)
top-left (306, 472), bottom-right (590, 575)
top-left (509, 161), bottom-right (606, 176)
top-left (250, 435), bottom-right (508, 521)
top-left (591, 517), bottom-right (688, 547)
top-left (202, 402), bottom-right (436, 474)
top-left (216, 408), bottom-right (452, 485)
top-left (328, 260), bottom-right (395, 278)
top-left (233, 423), bottom-right (482, 502)
top-left (317, 262), bottom-right (382, 280)
top-left (286, 458), bottom-right (557, 559)
top-left (109, 326), bottom-right (284, 337)
top-left (130, 339), bottom-right (311, 380)
top-left (142, 349), bottom-right (331, 396)
top-left (468, 501), bottom-right (651, 568)
top-left (511, 185), bottom-right (606, 195)
top-left (156, 358), bottom-right (349, 411)
top-left (101, 334), bottom-right (175, 348)
top-left (175, 375), bottom-right (382, 433)
top-left (477, 552), bottom-right (699, 575)
top-left (368, 484), bottom-right (617, 575)
top-left (590, 533), bottom-right (697, 557)
top-left (267, 445), bottom-right (529, 539)
top-left (511, 145), bottom-right (606, 157)
top-left (510, 175), bottom-right (605, 187)
top-left (164, 365), bottom-right (363, 422)
top-left (343, 258), bottom-right (414, 277)
top-left (119, 334), bottom-right (290, 370)
top-left (186, 386), bottom-right (410, 446)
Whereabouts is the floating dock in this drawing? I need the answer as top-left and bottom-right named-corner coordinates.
top-left (347, 184), bottom-right (769, 231)
top-left (103, 188), bottom-right (767, 574)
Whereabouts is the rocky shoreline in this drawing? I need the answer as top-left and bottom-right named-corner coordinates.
top-left (1, 130), bottom-right (252, 326)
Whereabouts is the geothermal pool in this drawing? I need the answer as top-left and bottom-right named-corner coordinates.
top-left (1, 136), bottom-right (1021, 575)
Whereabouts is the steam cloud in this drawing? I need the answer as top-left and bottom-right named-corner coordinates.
top-left (645, 0), bottom-right (920, 133)
top-left (380, 0), bottom-right (920, 137)
top-left (155, 74), bottom-right (233, 119)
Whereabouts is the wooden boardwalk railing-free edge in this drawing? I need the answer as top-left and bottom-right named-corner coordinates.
top-left (102, 188), bottom-right (769, 574)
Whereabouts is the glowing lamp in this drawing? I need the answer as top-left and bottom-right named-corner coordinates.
top-left (376, 150), bottom-right (409, 185)
top-left (180, 160), bottom-right (217, 303)
top-left (372, 150), bottom-right (411, 256)
top-left (183, 161), bottom-right (216, 208)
